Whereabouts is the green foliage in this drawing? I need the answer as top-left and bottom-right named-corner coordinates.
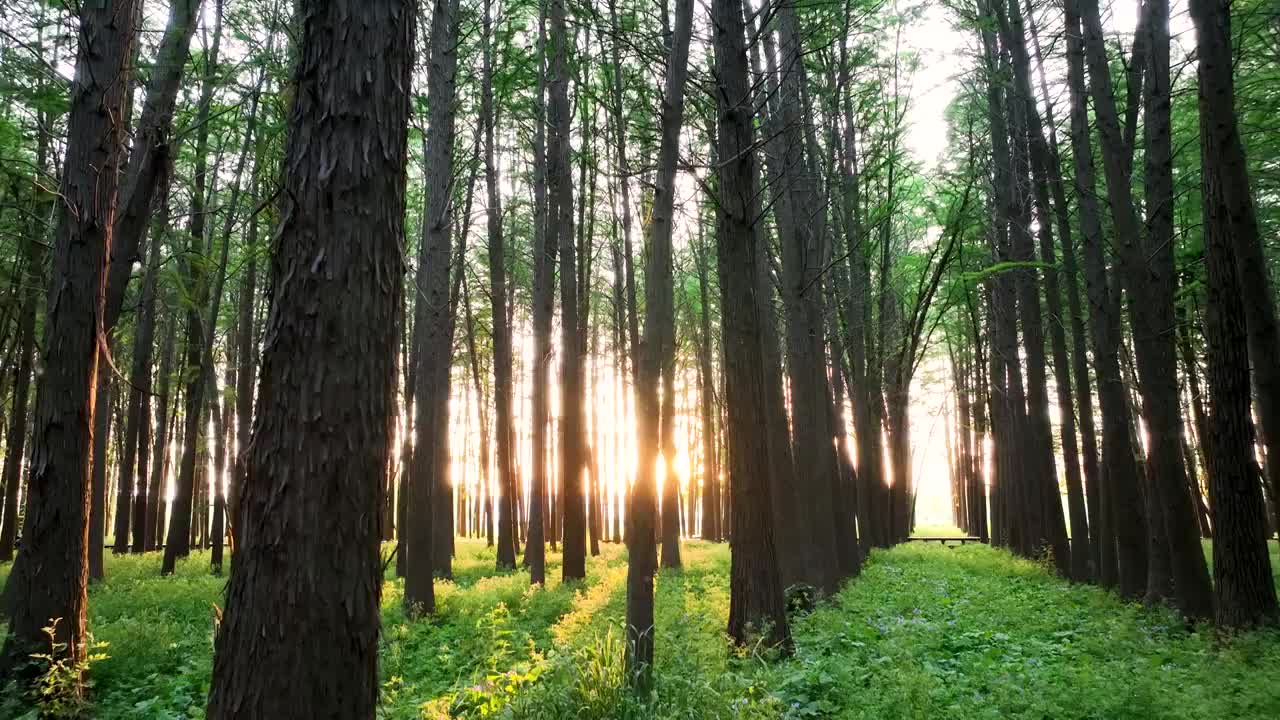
top-left (773, 544), bottom-right (1280, 719)
top-left (0, 619), bottom-right (110, 719)
top-left (4, 541), bottom-right (1280, 718)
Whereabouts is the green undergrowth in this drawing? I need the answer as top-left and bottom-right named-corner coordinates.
top-left (772, 543), bottom-right (1280, 719)
top-left (3, 538), bottom-right (1280, 718)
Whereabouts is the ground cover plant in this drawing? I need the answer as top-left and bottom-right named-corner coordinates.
top-left (4, 538), bottom-right (1278, 718)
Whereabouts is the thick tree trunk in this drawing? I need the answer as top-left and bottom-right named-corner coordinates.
top-left (0, 0), bottom-right (138, 682)
top-left (1078, 0), bottom-right (1210, 611)
top-left (778, 3), bottom-right (846, 585)
top-left (204, 2), bottom-right (414, 715)
top-left (712, 0), bottom-right (791, 652)
top-left (1191, 0), bottom-right (1280, 628)
top-left (1200, 137), bottom-right (1279, 628)
top-left (747, 6), bottom-right (835, 584)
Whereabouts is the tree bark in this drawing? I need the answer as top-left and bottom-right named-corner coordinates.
top-left (524, 0), bottom-right (552, 584)
top-left (549, 0), bottom-right (586, 582)
top-left (0, 0), bottom-right (139, 682)
top-left (113, 235), bottom-right (161, 555)
top-left (1072, 0), bottom-right (1150, 595)
top-left (205, 1), bottom-right (414, 715)
top-left (1190, 0), bottom-right (1280, 628)
top-left (712, 0), bottom-right (791, 652)
top-left (482, 0), bottom-right (517, 572)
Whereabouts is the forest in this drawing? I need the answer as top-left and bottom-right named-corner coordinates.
top-left (0, 0), bottom-right (1278, 716)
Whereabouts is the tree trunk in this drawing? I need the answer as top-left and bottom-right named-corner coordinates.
top-left (1069, 0), bottom-right (1148, 595)
top-left (695, 235), bottom-right (720, 542)
top-left (204, 1), bottom-right (413, 714)
top-left (0, 197), bottom-right (46, 564)
top-left (524, 0), bottom-right (552, 584)
top-left (1190, 0), bottom-right (1280, 628)
top-left (549, 0), bottom-right (585, 582)
top-left (712, 0), bottom-right (791, 652)
top-left (482, 0), bottom-right (517, 572)
top-left (997, 0), bottom-right (1086, 579)
top-left (108, 0), bottom-right (205, 337)
top-left (1024, 0), bottom-right (1098, 581)
top-left (162, 3), bottom-right (225, 575)
top-left (0, 0), bottom-right (138, 682)
top-left (113, 236), bottom-right (161, 555)
top-left (407, 0), bottom-right (463, 605)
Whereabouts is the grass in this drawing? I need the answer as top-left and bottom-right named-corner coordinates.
top-left (3, 538), bottom-right (1280, 718)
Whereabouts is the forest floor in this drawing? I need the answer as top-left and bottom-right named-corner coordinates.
top-left (2, 536), bottom-right (1279, 719)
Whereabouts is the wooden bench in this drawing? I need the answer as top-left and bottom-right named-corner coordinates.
top-left (906, 536), bottom-right (983, 546)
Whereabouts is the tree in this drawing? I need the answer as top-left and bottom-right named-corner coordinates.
top-left (524, 0), bottom-right (553, 585)
top-left (1190, 0), bottom-right (1280, 628)
top-left (204, 0), bottom-right (415, 714)
top-left (625, 0), bottom-right (695, 684)
top-left (407, 0), bottom-right (463, 608)
top-left (711, 0), bottom-right (790, 651)
top-left (0, 0), bottom-right (140, 683)
top-left (550, 0), bottom-right (586, 582)
top-left (482, 0), bottom-right (518, 573)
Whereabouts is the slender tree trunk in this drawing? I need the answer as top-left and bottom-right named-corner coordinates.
top-left (113, 237), bottom-right (161, 555)
top-left (549, 0), bottom-right (585, 582)
top-left (995, 0), bottom-right (1082, 578)
top-left (407, 0), bottom-right (462, 605)
top-left (108, 0), bottom-right (205, 339)
top-left (0, 199), bottom-right (46, 564)
top-left (695, 236), bottom-right (720, 542)
top-left (162, 4), bottom-right (225, 575)
top-left (147, 308), bottom-right (176, 552)
top-left (1024, 0), bottom-right (1098, 581)
top-left (524, 0), bottom-right (552, 584)
top-left (482, 0), bottom-right (517, 572)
